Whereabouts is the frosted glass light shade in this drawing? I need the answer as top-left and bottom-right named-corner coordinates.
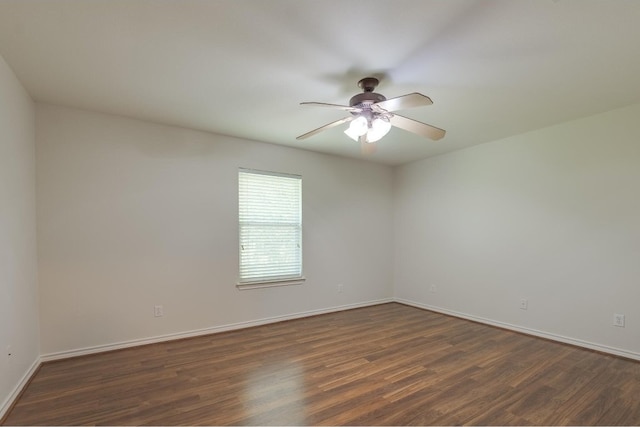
top-left (344, 116), bottom-right (368, 141)
top-left (366, 117), bottom-right (392, 143)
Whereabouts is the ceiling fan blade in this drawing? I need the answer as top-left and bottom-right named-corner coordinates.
top-left (300, 102), bottom-right (361, 112)
top-left (389, 114), bottom-right (446, 141)
top-left (296, 116), bottom-right (354, 140)
top-left (373, 93), bottom-right (433, 112)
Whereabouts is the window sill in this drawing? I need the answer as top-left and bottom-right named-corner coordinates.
top-left (236, 277), bottom-right (306, 290)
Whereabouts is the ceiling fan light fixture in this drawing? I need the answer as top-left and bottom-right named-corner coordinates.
top-left (344, 116), bottom-right (368, 141)
top-left (366, 117), bottom-right (392, 143)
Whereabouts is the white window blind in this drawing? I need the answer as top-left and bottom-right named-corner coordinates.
top-left (238, 168), bottom-right (302, 286)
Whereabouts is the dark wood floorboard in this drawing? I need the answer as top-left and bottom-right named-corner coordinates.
top-left (3, 302), bottom-right (640, 425)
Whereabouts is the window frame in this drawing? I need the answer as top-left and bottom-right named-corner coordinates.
top-left (237, 168), bottom-right (305, 290)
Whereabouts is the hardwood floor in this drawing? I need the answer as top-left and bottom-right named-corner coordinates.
top-left (3, 303), bottom-right (640, 425)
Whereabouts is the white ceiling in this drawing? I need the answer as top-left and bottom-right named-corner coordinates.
top-left (1, 0), bottom-right (639, 165)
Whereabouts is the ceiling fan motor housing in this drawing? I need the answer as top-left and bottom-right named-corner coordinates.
top-left (349, 91), bottom-right (386, 108)
top-left (350, 77), bottom-right (386, 110)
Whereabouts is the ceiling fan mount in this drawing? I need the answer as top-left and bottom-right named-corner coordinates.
top-left (349, 77), bottom-right (387, 108)
top-left (297, 76), bottom-right (446, 145)
top-left (357, 77), bottom-right (380, 92)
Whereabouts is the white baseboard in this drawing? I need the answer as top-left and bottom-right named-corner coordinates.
top-left (0, 357), bottom-right (41, 421)
top-left (41, 298), bottom-right (393, 362)
top-left (395, 297), bottom-right (640, 362)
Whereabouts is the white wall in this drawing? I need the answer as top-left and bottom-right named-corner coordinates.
top-left (394, 102), bottom-right (640, 358)
top-left (36, 104), bottom-right (394, 356)
top-left (0, 56), bottom-right (39, 415)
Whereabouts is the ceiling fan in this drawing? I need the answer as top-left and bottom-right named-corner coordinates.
top-left (297, 77), bottom-right (445, 144)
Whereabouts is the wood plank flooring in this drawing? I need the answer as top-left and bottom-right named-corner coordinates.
top-left (3, 303), bottom-right (640, 425)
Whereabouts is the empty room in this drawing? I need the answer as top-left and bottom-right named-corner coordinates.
top-left (1, 0), bottom-right (639, 425)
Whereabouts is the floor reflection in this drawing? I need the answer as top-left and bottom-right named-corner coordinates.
top-left (241, 359), bottom-right (309, 425)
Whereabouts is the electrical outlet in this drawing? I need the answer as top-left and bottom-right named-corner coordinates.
top-left (430, 285), bottom-right (438, 293)
top-left (337, 284), bottom-right (343, 293)
top-left (520, 299), bottom-right (528, 310)
top-left (613, 313), bottom-right (625, 327)
top-left (154, 305), bottom-right (164, 317)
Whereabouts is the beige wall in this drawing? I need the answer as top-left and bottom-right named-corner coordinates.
top-left (0, 56), bottom-right (39, 415)
top-left (394, 102), bottom-right (640, 358)
top-left (36, 104), bottom-right (394, 356)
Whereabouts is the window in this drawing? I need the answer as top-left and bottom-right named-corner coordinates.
top-left (238, 168), bottom-right (303, 288)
